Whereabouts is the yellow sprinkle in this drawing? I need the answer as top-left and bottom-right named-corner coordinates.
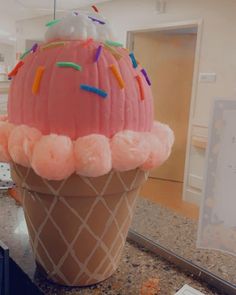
top-left (41, 41), bottom-right (65, 50)
top-left (109, 64), bottom-right (125, 89)
top-left (32, 66), bottom-right (45, 95)
top-left (104, 43), bottom-right (122, 60)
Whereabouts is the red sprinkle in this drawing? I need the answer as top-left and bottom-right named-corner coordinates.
top-left (83, 38), bottom-right (94, 48)
top-left (91, 5), bottom-right (99, 13)
top-left (8, 61), bottom-right (24, 78)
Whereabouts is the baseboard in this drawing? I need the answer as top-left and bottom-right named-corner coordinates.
top-left (188, 174), bottom-right (203, 190)
top-left (183, 187), bottom-right (202, 206)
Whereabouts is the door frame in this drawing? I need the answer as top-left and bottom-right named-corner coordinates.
top-left (126, 19), bottom-right (203, 202)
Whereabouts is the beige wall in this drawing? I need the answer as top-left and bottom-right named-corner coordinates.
top-left (15, 0), bottom-right (236, 204)
top-left (98, 0), bottom-right (236, 205)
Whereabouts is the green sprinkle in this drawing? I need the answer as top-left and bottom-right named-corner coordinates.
top-left (46, 19), bottom-right (61, 27)
top-left (56, 62), bottom-right (82, 71)
top-left (105, 40), bottom-right (123, 47)
top-left (20, 48), bottom-right (31, 60)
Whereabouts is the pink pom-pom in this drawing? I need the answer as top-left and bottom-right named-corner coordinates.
top-left (111, 130), bottom-right (150, 171)
top-left (141, 133), bottom-right (169, 170)
top-left (0, 122), bottom-right (14, 162)
top-left (8, 125), bottom-right (42, 167)
top-left (74, 134), bottom-right (111, 177)
top-left (151, 121), bottom-right (175, 156)
top-left (31, 134), bottom-right (75, 180)
top-left (0, 114), bottom-right (8, 122)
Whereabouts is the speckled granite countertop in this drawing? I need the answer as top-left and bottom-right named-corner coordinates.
top-left (132, 198), bottom-right (236, 286)
top-left (0, 193), bottom-right (222, 295)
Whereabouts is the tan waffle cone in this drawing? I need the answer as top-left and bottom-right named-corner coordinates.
top-left (11, 163), bottom-right (148, 286)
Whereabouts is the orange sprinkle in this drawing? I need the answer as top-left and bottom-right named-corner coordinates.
top-left (83, 38), bottom-right (94, 47)
top-left (32, 66), bottom-right (45, 95)
top-left (110, 64), bottom-right (125, 89)
top-left (8, 188), bottom-right (22, 205)
top-left (91, 5), bottom-right (99, 13)
top-left (140, 278), bottom-right (160, 295)
top-left (136, 75), bottom-right (145, 100)
top-left (8, 61), bottom-right (24, 77)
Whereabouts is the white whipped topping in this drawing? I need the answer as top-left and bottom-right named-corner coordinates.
top-left (45, 11), bottom-right (115, 43)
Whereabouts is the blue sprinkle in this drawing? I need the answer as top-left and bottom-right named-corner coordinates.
top-left (80, 84), bottom-right (107, 98)
top-left (129, 52), bottom-right (138, 68)
top-left (88, 16), bottom-right (105, 25)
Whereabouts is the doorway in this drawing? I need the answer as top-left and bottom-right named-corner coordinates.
top-left (128, 25), bottom-right (199, 219)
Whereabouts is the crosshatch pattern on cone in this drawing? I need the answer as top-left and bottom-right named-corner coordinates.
top-left (11, 163), bottom-right (148, 286)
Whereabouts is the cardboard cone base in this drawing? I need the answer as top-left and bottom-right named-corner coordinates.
top-left (11, 164), bottom-right (148, 286)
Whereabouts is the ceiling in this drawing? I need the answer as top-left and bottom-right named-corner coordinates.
top-left (0, 0), bottom-right (110, 44)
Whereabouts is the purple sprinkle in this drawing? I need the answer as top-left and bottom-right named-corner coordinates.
top-left (31, 43), bottom-right (38, 53)
top-left (74, 11), bottom-right (78, 15)
top-left (141, 68), bottom-right (151, 86)
top-left (95, 45), bottom-right (102, 62)
top-left (88, 16), bottom-right (105, 25)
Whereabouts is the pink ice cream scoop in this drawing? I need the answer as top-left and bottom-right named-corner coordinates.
top-left (1, 11), bottom-right (174, 180)
top-left (8, 40), bottom-right (153, 139)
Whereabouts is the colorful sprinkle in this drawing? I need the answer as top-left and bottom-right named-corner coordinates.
top-left (80, 84), bottom-right (107, 98)
top-left (109, 64), bottom-right (125, 89)
top-left (91, 5), bottom-right (99, 13)
top-left (42, 41), bottom-right (65, 50)
top-left (129, 52), bottom-right (138, 68)
top-left (83, 38), bottom-right (94, 48)
top-left (46, 19), bottom-right (61, 27)
top-left (136, 75), bottom-right (145, 100)
top-left (31, 43), bottom-right (38, 53)
top-left (105, 40), bottom-right (123, 48)
top-left (74, 11), bottom-right (78, 16)
top-left (56, 62), bottom-right (82, 71)
top-left (94, 45), bottom-right (103, 62)
top-left (104, 44), bottom-right (122, 60)
top-left (8, 61), bottom-right (24, 78)
top-left (32, 66), bottom-right (45, 95)
top-left (88, 16), bottom-right (105, 25)
top-left (141, 68), bottom-right (151, 86)
top-left (20, 49), bottom-right (31, 60)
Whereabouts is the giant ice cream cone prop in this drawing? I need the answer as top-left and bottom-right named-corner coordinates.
top-left (0, 8), bottom-right (174, 287)
top-left (11, 163), bottom-right (148, 286)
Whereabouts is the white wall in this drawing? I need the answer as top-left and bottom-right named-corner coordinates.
top-left (15, 0), bottom-right (236, 204)
top-left (0, 43), bottom-right (15, 68)
top-left (16, 14), bottom-right (55, 54)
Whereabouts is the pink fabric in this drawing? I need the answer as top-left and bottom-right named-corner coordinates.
top-left (141, 134), bottom-right (168, 170)
top-left (151, 121), bottom-right (175, 155)
top-left (31, 134), bottom-right (75, 180)
top-left (111, 130), bottom-right (150, 171)
top-left (8, 40), bottom-right (153, 139)
top-left (8, 125), bottom-right (42, 167)
top-left (74, 134), bottom-right (111, 177)
top-left (0, 121), bottom-right (174, 179)
top-left (0, 114), bottom-right (8, 122)
top-left (0, 122), bottom-right (14, 162)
